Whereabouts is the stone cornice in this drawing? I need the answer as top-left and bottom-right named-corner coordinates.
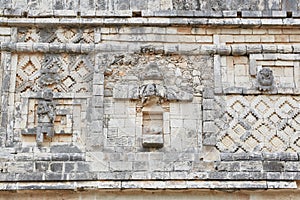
top-left (1, 17), bottom-right (300, 27)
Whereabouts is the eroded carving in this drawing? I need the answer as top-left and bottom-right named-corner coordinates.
top-left (172, 0), bottom-right (200, 10)
top-left (16, 53), bottom-right (93, 93)
top-left (142, 62), bottom-right (163, 80)
top-left (36, 89), bottom-right (56, 145)
top-left (257, 68), bottom-right (274, 91)
top-left (113, 62), bottom-right (193, 102)
top-left (18, 27), bottom-right (94, 43)
top-left (39, 67), bottom-right (61, 86)
top-left (139, 84), bottom-right (166, 103)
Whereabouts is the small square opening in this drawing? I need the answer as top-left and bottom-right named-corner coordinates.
top-left (132, 11), bottom-right (142, 17)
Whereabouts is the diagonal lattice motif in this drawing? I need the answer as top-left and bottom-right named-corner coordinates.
top-left (18, 27), bottom-right (94, 44)
top-left (16, 53), bottom-right (94, 93)
top-left (216, 95), bottom-right (300, 153)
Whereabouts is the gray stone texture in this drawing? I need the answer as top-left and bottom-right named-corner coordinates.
top-left (0, 0), bottom-right (299, 192)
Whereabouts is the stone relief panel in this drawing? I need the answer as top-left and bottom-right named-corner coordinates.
top-left (105, 53), bottom-right (206, 97)
top-left (19, 93), bottom-right (88, 146)
top-left (103, 53), bottom-right (207, 152)
top-left (13, 53), bottom-right (94, 147)
top-left (16, 53), bottom-right (94, 93)
top-left (216, 54), bottom-right (300, 94)
top-left (18, 27), bottom-right (94, 43)
top-left (216, 95), bottom-right (300, 153)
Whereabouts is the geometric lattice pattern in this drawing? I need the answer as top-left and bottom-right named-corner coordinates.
top-left (16, 53), bottom-right (94, 93)
top-left (18, 27), bottom-right (94, 43)
top-left (216, 95), bottom-right (300, 153)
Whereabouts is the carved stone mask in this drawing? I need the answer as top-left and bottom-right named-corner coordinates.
top-left (141, 84), bottom-right (156, 97)
top-left (257, 68), bottom-right (274, 91)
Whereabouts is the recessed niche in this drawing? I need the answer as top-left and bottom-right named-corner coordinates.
top-left (142, 111), bottom-right (164, 148)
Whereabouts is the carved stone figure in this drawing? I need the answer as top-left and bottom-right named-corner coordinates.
top-left (257, 68), bottom-right (274, 91)
top-left (36, 89), bottom-right (56, 145)
top-left (139, 84), bottom-right (166, 103)
top-left (39, 67), bottom-right (60, 86)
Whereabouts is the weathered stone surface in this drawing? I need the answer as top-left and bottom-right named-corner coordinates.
top-left (1, 0), bottom-right (300, 195)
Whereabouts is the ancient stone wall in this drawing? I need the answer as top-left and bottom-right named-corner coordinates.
top-left (0, 0), bottom-right (300, 194)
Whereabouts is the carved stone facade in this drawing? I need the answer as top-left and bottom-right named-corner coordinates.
top-left (1, 0), bottom-right (300, 198)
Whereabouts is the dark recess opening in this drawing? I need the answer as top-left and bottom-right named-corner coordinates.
top-left (132, 11), bottom-right (142, 17)
top-left (287, 11), bottom-right (292, 18)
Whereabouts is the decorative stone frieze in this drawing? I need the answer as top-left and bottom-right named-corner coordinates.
top-left (16, 53), bottom-right (94, 93)
top-left (2, 0), bottom-right (300, 193)
top-left (216, 95), bottom-right (300, 153)
top-left (18, 27), bottom-right (95, 44)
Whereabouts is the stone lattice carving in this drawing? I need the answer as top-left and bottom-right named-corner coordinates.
top-left (18, 27), bottom-right (94, 43)
top-left (18, 28), bottom-right (40, 42)
top-left (36, 89), bottom-right (56, 145)
top-left (216, 95), bottom-right (300, 153)
top-left (16, 53), bottom-right (93, 93)
top-left (256, 68), bottom-right (274, 91)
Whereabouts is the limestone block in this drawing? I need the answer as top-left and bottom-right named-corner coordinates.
top-left (0, 27), bottom-right (11, 36)
top-left (263, 161), bottom-right (285, 172)
top-left (142, 135), bottom-right (163, 148)
top-left (215, 161), bottom-right (240, 171)
top-left (232, 45), bottom-right (246, 55)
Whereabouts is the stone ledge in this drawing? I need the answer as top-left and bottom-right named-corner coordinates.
top-left (2, 17), bottom-right (300, 26)
top-left (221, 153), bottom-right (299, 161)
top-left (1, 172), bottom-right (300, 181)
top-left (2, 9), bottom-right (300, 19)
top-left (2, 43), bottom-right (300, 56)
top-left (0, 180), bottom-right (296, 190)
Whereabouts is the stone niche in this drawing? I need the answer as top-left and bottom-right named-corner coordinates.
top-left (139, 63), bottom-right (167, 148)
top-left (141, 101), bottom-right (165, 148)
top-left (112, 60), bottom-right (194, 149)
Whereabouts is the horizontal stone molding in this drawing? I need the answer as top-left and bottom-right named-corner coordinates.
top-left (2, 43), bottom-right (300, 55)
top-left (2, 17), bottom-right (300, 27)
top-left (0, 180), bottom-right (296, 190)
top-left (220, 153), bottom-right (300, 161)
top-left (2, 10), bottom-right (300, 19)
top-left (0, 171), bottom-right (300, 182)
